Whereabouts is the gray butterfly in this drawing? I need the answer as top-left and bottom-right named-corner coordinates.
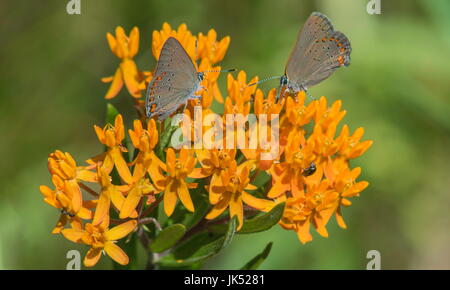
top-left (145, 37), bottom-right (204, 121)
top-left (252, 12), bottom-right (351, 98)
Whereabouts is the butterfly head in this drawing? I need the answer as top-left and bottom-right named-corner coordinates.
top-left (197, 72), bottom-right (204, 82)
top-left (280, 75), bottom-right (289, 86)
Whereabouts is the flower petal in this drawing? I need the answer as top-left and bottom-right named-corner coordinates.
top-left (61, 228), bottom-right (86, 243)
top-left (119, 187), bottom-right (142, 219)
top-left (242, 192), bottom-right (274, 211)
top-left (164, 180), bottom-right (178, 216)
top-left (205, 193), bottom-right (230, 220)
top-left (92, 191), bottom-right (110, 225)
top-left (120, 59), bottom-right (142, 98)
top-left (229, 194), bottom-right (243, 230)
top-left (178, 181), bottom-right (194, 212)
top-left (65, 179), bottom-right (82, 213)
top-left (105, 220), bottom-right (137, 241)
top-left (111, 147), bottom-right (133, 184)
top-left (84, 247), bottom-right (102, 267)
top-left (104, 67), bottom-right (124, 100)
top-left (104, 241), bottom-right (129, 265)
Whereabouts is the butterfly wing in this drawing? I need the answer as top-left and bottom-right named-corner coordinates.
top-left (146, 37), bottom-right (199, 120)
top-left (285, 12), bottom-right (334, 81)
top-left (285, 12), bottom-right (351, 89)
top-left (299, 31), bottom-right (351, 88)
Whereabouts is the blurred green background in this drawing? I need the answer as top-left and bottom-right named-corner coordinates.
top-left (1, 0), bottom-right (449, 270)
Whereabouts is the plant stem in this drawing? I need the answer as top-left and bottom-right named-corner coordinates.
top-left (78, 182), bottom-right (99, 197)
top-left (140, 195), bottom-right (163, 218)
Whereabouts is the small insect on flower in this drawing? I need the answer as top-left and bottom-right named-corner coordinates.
top-left (302, 162), bottom-right (317, 177)
top-left (60, 209), bottom-right (75, 218)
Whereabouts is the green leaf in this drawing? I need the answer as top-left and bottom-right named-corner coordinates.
top-left (155, 125), bottom-right (178, 161)
top-left (150, 224), bottom-right (186, 253)
top-left (210, 202), bottom-right (285, 234)
top-left (240, 202), bottom-right (285, 234)
top-left (183, 184), bottom-right (210, 229)
top-left (241, 242), bottom-right (273, 270)
top-left (106, 103), bottom-right (119, 125)
top-left (157, 216), bottom-right (237, 267)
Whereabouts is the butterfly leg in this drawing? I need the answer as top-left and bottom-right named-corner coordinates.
top-left (276, 85), bottom-right (288, 102)
top-left (302, 85), bottom-right (316, 101)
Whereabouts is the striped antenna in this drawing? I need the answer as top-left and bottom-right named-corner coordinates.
top-left (195, 39), bottom-right (199, 68)
top-left (248, 75), bottom-right (282, 87)
top-left (202, 68), bottom-right (237, 73)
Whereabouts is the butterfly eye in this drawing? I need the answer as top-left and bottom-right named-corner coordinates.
top-left (280, 75), bottom-right (288, 86)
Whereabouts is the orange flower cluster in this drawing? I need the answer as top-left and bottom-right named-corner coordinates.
top-left (40, 23), bottom-right (372, 268)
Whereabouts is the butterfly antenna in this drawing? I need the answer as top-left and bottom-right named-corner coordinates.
top-left (247, 75), bottom-right (282, 87)
top-left (202, 68), bottom-right (237, 73)
top-left (195, 39), bottom-right (199, 68)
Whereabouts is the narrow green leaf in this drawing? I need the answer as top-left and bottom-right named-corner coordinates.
top-left (155, 125), bottom-right (178, 161)
top-left (241, 242), bottom-right (273, 270)
top-left (183, 184), bottom-right (210, 229)
top-left (157, 217), bottom-right (237, 267)
top-left (150, 224), bottom-right (186, 253)
top-left (210, 202), bottom-right (285, 234)
top-left (106, 103), bottom-right (119, 125)
top-left (240, 202), bottom-right (285, 234)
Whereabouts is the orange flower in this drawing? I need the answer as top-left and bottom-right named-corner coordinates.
top-left (41, 21), bottom-right (374, 257)
top-left (152, 148), bottom-right (198, 216)
top-left (205, 161), bottom-right (272, 230)
top-left (191, 149), bottom-right (236, 204)
top-left (197, 58), bottom-right (223, 105)
top-left (128, 118), bottom-right (165, 181)
top-left (279, 180), bottom-right (338, 244)
top-left (325, 160), bottom-right (369, 229)
top-left (47, 150), bottom-right (97, 213)
top-left (152, 23), bottom-right (197, 62)
top-left (314, 97), bottom-right (346, 132)
top-left (62, 220), bottom-right (137, 267)
top-left (102, 26), bottom-right (149, 99)
top-left (92, 114), bottom-right (133, 184)
top-left (336, 125), bottom-right (373, 159)
top-left (253, 88), bottom-right (284, 117)
top-left (272, 96), bottom-right (373, 243)
top-left (40, 175), bottom-right (94, 233)
top-left (197, 28), bottom-right (230, 65)
top-left (282, 93), bottom-right (316, 128)
top-left (240, 112), bottom-right (281, 171)
top-left (267, 134), bottom-right (316, 198)
top-left (227, 71), bottom-right (258, 104)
